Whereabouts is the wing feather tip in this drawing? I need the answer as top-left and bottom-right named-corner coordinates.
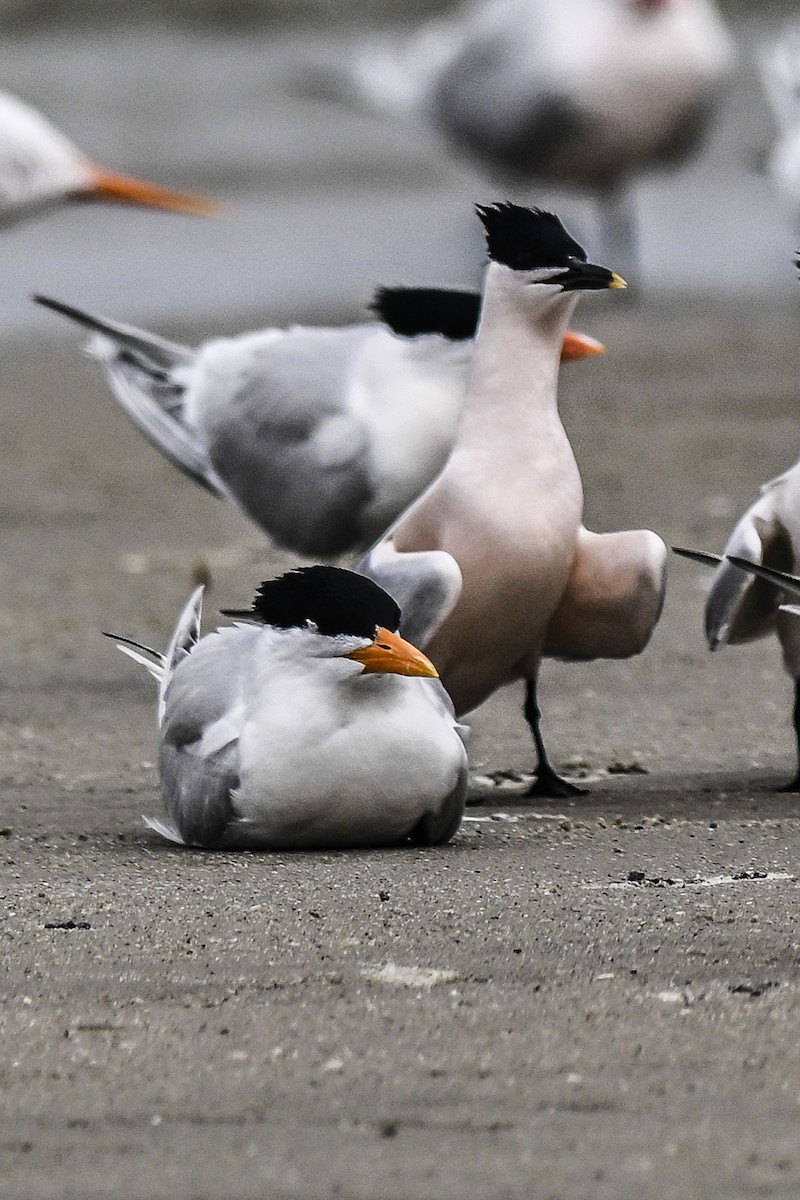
top-left (142, 815), bottom-right (186, 845)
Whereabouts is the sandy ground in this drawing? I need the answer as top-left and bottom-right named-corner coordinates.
top-left (3, 290), bottom-right (800, 1199)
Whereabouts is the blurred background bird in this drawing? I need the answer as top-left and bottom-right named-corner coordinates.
top-left (0, 89), bottom-right (217, 227)
top-left (301, 0), bottom-right (735, 279)
top-left (1, 3), bottom-right (795, 336)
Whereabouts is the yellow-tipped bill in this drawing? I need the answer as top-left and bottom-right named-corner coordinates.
top-left (560, 330), bottom-right (605, 360)
top-left (82, 162), bottom-right (221, 217)
top-left (609, 272), bottom-right (627, 290)
top-left (347, 627), bottom-right (439, 678)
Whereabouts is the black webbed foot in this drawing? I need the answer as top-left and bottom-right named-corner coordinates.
top-left (525, 766), bottom-right (588, 799)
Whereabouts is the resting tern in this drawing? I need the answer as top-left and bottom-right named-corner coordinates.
top-left (0, 89), bottom-right (216, 227)
top-left (760, 22), bottom-right (800, 228)
top-left (33, 291), bottom-right (603, 558)
top-left (108, 565), bottom-right (468, 849)
top-left (314, 0), bottom-right (733, 274)
top-left (675, 457), bottom-right (800, 790)
top-left (359, 203), bottom-right (667, 797)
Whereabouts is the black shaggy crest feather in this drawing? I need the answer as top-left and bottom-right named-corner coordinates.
top-left (372, 286), bottom-right (480, 341)
top-left (476, 203), bottom-right (587, 272)
top-left (222, 565), bottom-right (401, 639)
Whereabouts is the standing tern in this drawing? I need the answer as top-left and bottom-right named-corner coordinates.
top-left (108, 565), bottom-right (468, 849)
top-left (312, 0), bottom-right (733, 274)
top-left (674, 457), bottom-right (800, 790)
top-left (33, 291), bottom-right (603, 558)
top-left (359, 203), bottom-right (667, 797)
top-left (0, 89), bottom-right (217, 227)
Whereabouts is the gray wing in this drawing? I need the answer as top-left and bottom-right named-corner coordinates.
top-left (357, 536), bottom-right (462, 649)
top-left (158, 624), bottom-right (260, 848)
top-left (195, 325), bottom-right (376, 556)
top-left (704, 503), bottom-right (791, 648)
top-left (109, 585), bottom-right (238, 847)
top-left (33, 294), bottom-right (231, 500)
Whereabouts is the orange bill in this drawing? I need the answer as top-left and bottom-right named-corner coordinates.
top-left (561, 330), bottom-right (605, 361)
top-left (347, 627), bottom-right (439, 678)
top-left (81, 161), bottom-right (220, 217)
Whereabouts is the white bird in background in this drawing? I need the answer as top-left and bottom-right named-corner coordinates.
top-left (675, 457), bottom-right (800, 791)
top-left (313, 0), bottom-right (734, 276)
top-left (108, 565), bottom-right (468, 850)
top-left (360, 203), bottom-right (667, 797)
top-left (0, 90), bottom-right (217, 227)
top-left (760, 22), bottom-right (800, 228)
top-left (33, 290), bottom-right (604, 558)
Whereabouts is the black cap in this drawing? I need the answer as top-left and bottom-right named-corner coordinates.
top-left (222, 565), bottom-right (401, 639)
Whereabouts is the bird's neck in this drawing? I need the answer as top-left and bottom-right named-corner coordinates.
top-left (456, 265), bottom-right (578, 443)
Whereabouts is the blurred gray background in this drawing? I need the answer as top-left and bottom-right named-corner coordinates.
top-left (0, 0), bottom-right (792, 25)
top-left (0, 0), bottom-right (798, 342)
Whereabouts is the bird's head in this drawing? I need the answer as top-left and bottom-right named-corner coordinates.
top-left (222, 565), bottom-right (438, 679)
top-left (476, 202), bottom-right (626, 293)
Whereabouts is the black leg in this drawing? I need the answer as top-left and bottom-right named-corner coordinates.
top-left (597, 179), bottom-right (638, 292)
top-left (779, 678), bottom-right (800, 792)
top-left (523, 677), bottom-right (587, 798)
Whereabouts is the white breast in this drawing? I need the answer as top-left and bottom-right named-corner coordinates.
top-left (234, 648), bottom-right (465, 847)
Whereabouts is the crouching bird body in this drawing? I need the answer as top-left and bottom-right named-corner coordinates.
top-left (360, 203), bottom-right (667, 796)
top-left (109, 566), bottom-right (468, 849)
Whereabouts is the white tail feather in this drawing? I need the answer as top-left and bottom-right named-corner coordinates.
top-left (115, 643), bottom-right (165, 682)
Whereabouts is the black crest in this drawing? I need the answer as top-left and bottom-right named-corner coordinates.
top-left (221, 565), bottom-right (400, 639)
top-left (476, 203), bottom-right (587, 271)
top-left (372, 286), bottom-right (481, 341)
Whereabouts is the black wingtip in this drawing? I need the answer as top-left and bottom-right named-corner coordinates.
top-left (672, 546), bottom-right (724, 567)
top-left (33, 293), bottom-right (74, 316)
top-left (101, 630), bottom-right (160, 659)
top-left (32, 293), bottom-right (105, 333)
top-left (725, 556), bottom-right (800, 594)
